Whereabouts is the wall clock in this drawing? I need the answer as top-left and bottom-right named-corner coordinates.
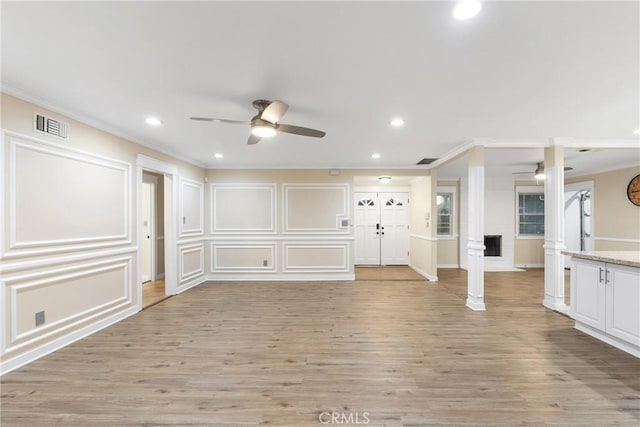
top-left (627, 174), bottom-right (640, 207)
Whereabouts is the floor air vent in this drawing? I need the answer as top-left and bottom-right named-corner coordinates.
top-left (34, 113), bottom-right (69, 140)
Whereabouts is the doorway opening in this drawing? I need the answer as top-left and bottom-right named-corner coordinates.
top-left (142, 171), bottom-right (167, 308)
top-left (563, 181), bottom-right (594, 309)
top-left (354, 191), bottom-right (410, 266)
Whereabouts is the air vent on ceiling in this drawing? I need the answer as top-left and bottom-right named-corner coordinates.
top-left (416, 158), bottom-right (437, 165)
top-left (34, 113), bottom-right (69, 140)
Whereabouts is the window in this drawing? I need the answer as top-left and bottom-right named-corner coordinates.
top-left (517, 189), bottom-right (545, 236)
top-left (357, 198), bottom-right (375, 206)
top-left (385, 197), bottom-right (403, 206)
top-left (437, 187), bottom-right (455, 237)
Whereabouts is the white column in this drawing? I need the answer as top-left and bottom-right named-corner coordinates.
top-left (466, 146), bottom-right (486, 311)
top-left (543, 145), bottom-right (567, 312)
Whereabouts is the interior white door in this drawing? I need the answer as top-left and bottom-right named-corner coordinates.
top-left (142, 182), bottom-right (153, 283)
top-left (354, 192), bottom-right (381, 265)
top-left (380, 192), bottom-right (410, 265)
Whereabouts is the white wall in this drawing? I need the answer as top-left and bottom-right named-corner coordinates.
top-left (567, 166), bottom-right (640, 251)
top-left (484, 174), bottom-right (517, 271)
top-left (408, 176), bottom-right (437, 280)
top-left (1, 93), bottom-right (206, 374)
top-left (207, 170), bottom-right (354, 280)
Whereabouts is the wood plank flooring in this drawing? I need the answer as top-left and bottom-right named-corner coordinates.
top-left (142, 279), bottom-right (168, 309)
top-left (2, 268), bottom-right (639, 426)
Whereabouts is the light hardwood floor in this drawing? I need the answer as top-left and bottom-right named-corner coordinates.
top-left (1, 268), bottom-right (638, 426)
top-left (142, 279), bottom-right (168, 309)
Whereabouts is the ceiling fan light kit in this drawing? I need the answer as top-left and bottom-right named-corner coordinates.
top-left (513, 161), bottom-right (574, 180)
top-left (250, 123), bottom-right (277, 138)
top-left (191, 99), bottom-right (326, 145)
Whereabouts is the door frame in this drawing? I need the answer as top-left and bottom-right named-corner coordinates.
top-left (141, 175), bottom-right (157, 283)
top-left (136, 155), bottom-right (178, 310)
top-left (564, 180), bottom-right (594, 311)
top-left (564, 180), bottom-right (595, 256)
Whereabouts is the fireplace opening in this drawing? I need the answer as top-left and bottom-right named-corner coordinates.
top-left (484, 235), bottom-right (502, 257)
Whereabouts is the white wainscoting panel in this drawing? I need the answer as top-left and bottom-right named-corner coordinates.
top-left (178, 242), bottom-right (204, 284)
top-left (211, 184), bottom-right (276, 234)
top-left (2, 255), bottom-right (134, 354)
top-left (3, 132), bottom-right (131, 258)
top-left (283, 184), bottom-right (350, 234)
top-left (211, 243), bottom-right (276, 272)
top-left (283, 242), bottom-right (350, 272)
top-left (179, 178), bottom-right (204, 238)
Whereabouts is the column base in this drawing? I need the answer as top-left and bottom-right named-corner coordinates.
top-left (466, 297), bottom-right (486, 311)
top-left (542, 298), bottom-right (567, 313)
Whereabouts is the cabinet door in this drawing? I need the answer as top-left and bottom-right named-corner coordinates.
top-left (605, 264), bottom-right (640, 346)
top-left (571, 259), bottom-right (605, 331)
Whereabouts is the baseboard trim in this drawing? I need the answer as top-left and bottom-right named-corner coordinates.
top-left (206, 273), bottom-right (355, 281)
top-left (514, 264), bottom-right (544, 268)
top-left (575, 322), bottom-right (640, 358)
top-left (437, 264), bottom-right (460, 269)
top-left (466, 298), bottom-right (486, 311)
top-left (409, 264), bottom-right (438, 282)
top-left (176, 276), bottom-right (207, 294)
top-left (0, 305), bottom-right (139, 376)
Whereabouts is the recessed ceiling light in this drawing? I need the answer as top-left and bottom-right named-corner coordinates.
top-left (371, 153), bottom-right (381, 159)
top-left (453, 0), bottom-right (482, 20)
top-left (378, 176), bottom-right (392, 184)
top-left (145, 116), bottom-right (162, 126)
top-left (634, 128), bottom-right (640, 135)
top-left (214, 153), bottom-right (223, 159)
top-left (390, 118), bottom-right (405, 128)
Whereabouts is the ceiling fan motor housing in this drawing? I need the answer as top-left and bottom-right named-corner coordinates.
top-left (252, 99), bottom-right (272, 112)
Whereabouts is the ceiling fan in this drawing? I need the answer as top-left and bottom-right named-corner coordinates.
top-left (512, 161), bottom-right (573, 180)
top-left (190, 99), bottom-right (326, 145)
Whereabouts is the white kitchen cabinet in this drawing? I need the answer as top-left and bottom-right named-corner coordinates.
top-left (605, 264), bottom-right (640, 347)
top-left (570, 256), bottom-right (640, 357)
top-left (571, 258), bottom-right (606, 331)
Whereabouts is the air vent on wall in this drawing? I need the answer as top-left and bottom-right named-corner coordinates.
top-left (416, 158), bottom-right (437, 165)
top-left (34, 113), bottom-right (69, 140)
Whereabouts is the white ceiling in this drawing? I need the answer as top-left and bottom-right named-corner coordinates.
top-left (2, 1), bottom-right (639, 171)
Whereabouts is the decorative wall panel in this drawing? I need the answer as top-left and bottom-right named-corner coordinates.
top-left (283, 184), bottom-right (349, 233)
top-left (3, 133), bottom-right (130, 258)
top-left (211, 184), bottom-right (275, 233)
top-left (180, 178), bottom-right (204, 237)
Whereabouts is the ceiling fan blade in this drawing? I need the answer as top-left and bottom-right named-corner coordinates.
top-left (190, 117), bottom-right (249, 124)
top-left (247, 134), bottom-right (262, 145)
top-left (564, 166), bottom-right (574, 171)
top-left (277, 124), bottom-right (326, 138)
top-left (260, 100), bottom-right (289, 124)
top-left (512, 172), bottom-right (532, 175)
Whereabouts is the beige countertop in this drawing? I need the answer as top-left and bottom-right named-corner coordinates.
top-left (562, 251), bottom-right (640, 268)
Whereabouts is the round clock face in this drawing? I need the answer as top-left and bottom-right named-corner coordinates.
top-left (628, 174), bottom-right (640, 207)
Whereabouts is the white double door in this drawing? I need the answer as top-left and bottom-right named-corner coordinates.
top-left (354, 192), bottom-right (409, 265)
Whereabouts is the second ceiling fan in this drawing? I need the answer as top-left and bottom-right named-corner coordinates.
top-left (512, 161), bottom-right (573, 180)
top-left (191, 99), bottom-right (326, 145)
